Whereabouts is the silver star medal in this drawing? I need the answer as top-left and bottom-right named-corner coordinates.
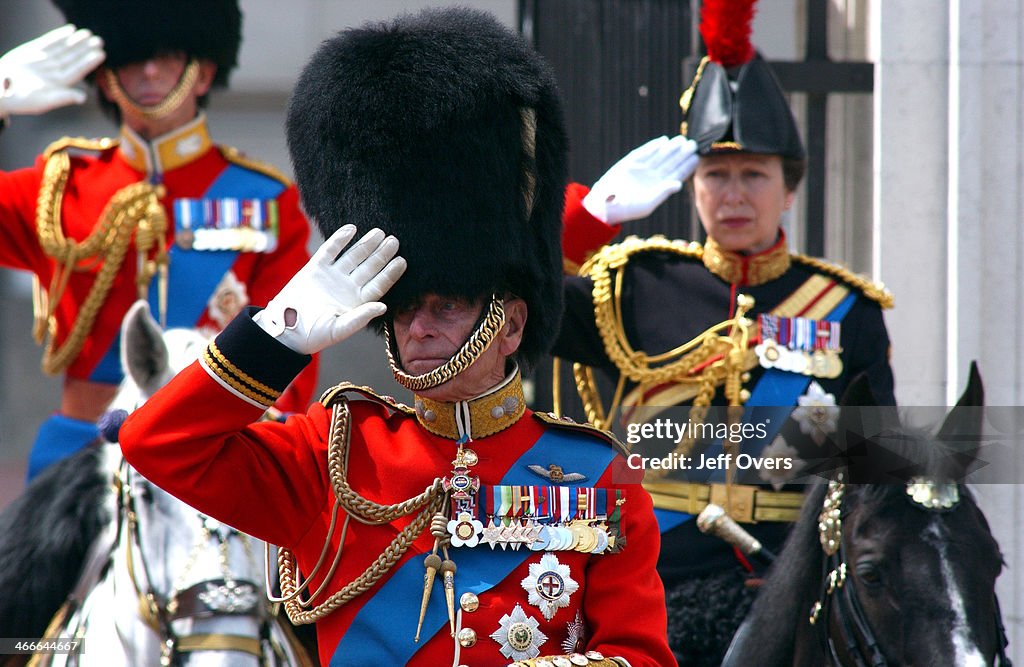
top-left (490, 603), bottom-right (548, 660)
top-left (521, 553), bottom-right (580, 621)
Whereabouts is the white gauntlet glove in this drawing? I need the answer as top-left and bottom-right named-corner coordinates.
top-left (254, 225), bottom-right (406, 355)
top-left (583, 134), bottom-right (699, 225)
top-left (0, 24), bottom-right (105, 118)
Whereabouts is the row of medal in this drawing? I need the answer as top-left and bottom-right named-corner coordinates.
top-left (173, 197), bottom-right (280, 253)
top-left (756, 314), bottom-right (844, 379)
top-left (446, 485), bottom-right (621, 554)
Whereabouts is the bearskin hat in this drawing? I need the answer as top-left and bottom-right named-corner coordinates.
top-left (52, 0), bottom-right (242, 87)
top-left (681, 0), bottom-right (804, 160)
top-left (285, 8), bottom-right (568, 365)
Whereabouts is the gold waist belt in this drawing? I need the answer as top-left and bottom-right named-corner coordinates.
top-left (643, 481), bottom-right (804, 523)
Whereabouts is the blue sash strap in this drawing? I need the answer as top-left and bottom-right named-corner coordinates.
top-left (27, 414), bottom-right (100, 481)
top-left (331, 427), bottom-right (617, 665)
top-left (656, 292), bottom-right (858, 527)
top-left (147, 164), bottom-right (285, 329)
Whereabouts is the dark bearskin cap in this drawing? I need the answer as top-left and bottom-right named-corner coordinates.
top-left (52, 0), bottom-right (242, 87)
top-left (681, 0), bottom-right (804, 160)
top-left (286, 8), bottom-right (568, 365)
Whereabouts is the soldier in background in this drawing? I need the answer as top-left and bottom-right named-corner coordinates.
top-left (0, 0), bottom-right (316, 480)
top-left (554, 0), bottom-right (895, 663)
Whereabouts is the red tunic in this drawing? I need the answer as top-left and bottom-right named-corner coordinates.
top-left (120, 315), bottom-right (676, 667)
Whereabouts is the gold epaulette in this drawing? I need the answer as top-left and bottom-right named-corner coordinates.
top-left (319, 381), bottom-right (416, 415)
top-left (533, 411), bottom-right (630, 457)
top-left (219, 145), bottom-right (292, 186)
top-left (578, 234), bottom-right (703, 277)
top-left (791, 254), bottom-right (894, 309)
top-left (42, 136), bottom-right (117, 160)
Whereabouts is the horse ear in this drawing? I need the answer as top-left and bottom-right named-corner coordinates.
top-left (936, 361), bottom-right (985, 442)
top-left (120, 300), bottom-right (170, 396)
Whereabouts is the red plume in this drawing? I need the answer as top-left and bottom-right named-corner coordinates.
top-left (699, 0), bottom-right (757, 68)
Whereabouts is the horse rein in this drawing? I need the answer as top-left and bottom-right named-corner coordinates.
top-left (809, 474), bottom-right (1012, 667)
top-left (115, 459), bottom-right (276, 665)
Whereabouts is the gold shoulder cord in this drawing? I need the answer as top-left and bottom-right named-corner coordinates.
top-left (33, 147), bottom-right (168, 375)
top-left (275, 397), bottom-right (445, 624)
top-left (566, 236), bottom-right (755, 464)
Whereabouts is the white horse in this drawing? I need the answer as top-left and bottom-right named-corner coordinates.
top-left (18, 301), bottom-right (314, 667)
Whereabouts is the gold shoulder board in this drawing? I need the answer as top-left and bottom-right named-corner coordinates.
top-left (219, 145), bottom-right (292, 186)
top-left (43, 136), bottom-right (117, 160)
top-left (791, 254), bottom-right (894, 309)
top-left (320, 382), bottom-right (416, 415)
top-left (533, 411), bottom-right (630, 457)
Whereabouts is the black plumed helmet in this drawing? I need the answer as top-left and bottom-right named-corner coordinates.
top-left (52, 0), bottom-right (242, 87)
top-left (286, 8), bottom-right (568, 366)
top-left (680, 0), bottom-right (805, 160)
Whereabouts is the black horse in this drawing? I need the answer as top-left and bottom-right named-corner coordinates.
top-left (723, 364), bottom-right (1012, 666)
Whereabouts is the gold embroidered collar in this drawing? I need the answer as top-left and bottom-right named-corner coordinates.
top-left (414, 367), bottom-right (526, 440)
top-left (118, 113), bottom-right (213, 175)
top-left (702, 232), bottom-right (791, 286)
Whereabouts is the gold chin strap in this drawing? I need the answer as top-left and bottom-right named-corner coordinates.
top-left (103, 59), bottom-right (201, 120)
top-left (384, 295), bottom-right (506, 392)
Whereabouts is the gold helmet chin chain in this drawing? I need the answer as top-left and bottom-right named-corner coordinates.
top-left (384, 294), bottom-right (506, 392)
top-left (103, 59), bottom-right (201, 120)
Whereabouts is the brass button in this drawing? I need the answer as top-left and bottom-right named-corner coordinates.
top-left (457, 627), bottom-right (477, 648)
top-left (459, 591), bottom-right (479, 612)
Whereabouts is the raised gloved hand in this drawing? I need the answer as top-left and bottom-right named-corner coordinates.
top-left (583, 134), bottom-right (699, 225)
top-left (0, 24), bottom-right (105, 118)
top-left (254, 225), bottom-right (406, 355)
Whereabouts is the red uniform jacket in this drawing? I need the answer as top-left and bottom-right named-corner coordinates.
top-left (120, 313), bottom-right (676, 667)
top-left (0, 114), bottom-right (316, 411)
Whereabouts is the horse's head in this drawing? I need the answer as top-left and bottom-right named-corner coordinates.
top-left (726, 363), bottom-right (1010, 667)
top-left (74, 302), bottom-right (312, 665)
top-left (814, 363), bottom-right (1009, 667)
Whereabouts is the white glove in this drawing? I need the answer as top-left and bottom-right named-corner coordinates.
top-left (0, 24), bottom-right (105, 118)
top-left (582, 135), bottom-right (699, 225)
top-left (254, 225), bottom-right (406, 355)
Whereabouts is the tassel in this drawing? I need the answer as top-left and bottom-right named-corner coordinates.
top-left (414, 551), bottom-right (443, 642)
top-left (440, 549), bottom-right (457, 636)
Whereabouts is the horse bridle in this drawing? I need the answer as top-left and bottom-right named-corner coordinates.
top-left (809, 473), bottom-right (1013, 667)
top-left (115, 460), bottom-right (282, 666)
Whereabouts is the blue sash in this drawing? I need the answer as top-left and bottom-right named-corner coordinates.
top-left (331, 427), bottom-right (618, 666)
top-left (88, 164), bottom-right (286, 384)
top-left (26, 415), bottom-right (100, 482)
top-left (654, 293), bottom-right (858, 533)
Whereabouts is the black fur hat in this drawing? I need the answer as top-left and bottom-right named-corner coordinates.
top-left (286, 8), bottom-right (568, 365)
top-left (52, 0), bottom-right (242, 87)
top-left (681, 0), bottom-right (804, 160)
